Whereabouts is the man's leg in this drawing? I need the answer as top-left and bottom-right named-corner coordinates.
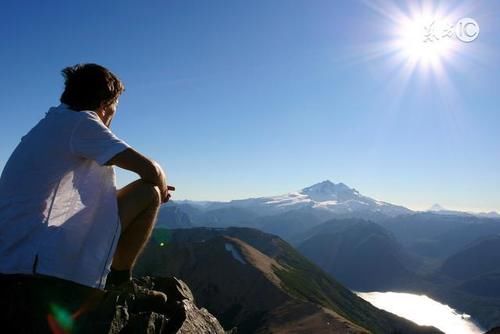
top-left (106, 180), bottom-right (168, 308)
top-left (111, 179), bottom-right (162, 273)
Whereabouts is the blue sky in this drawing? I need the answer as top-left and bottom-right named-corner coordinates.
top-left (1, 0), bottom-right (499, 212)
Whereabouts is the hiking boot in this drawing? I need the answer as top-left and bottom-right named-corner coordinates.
top-left (105, 279), bottom-right (168, 312)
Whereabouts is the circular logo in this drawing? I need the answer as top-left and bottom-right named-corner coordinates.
top-left (455, 18), bottom-right (480, 42)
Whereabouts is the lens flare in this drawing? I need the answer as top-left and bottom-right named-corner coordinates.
top-left (152, 228), bottom-right (171, 247)
top-left (48, 303), bottom-right (73, 333)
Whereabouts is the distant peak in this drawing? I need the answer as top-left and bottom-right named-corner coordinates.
top-left (429, 203), bottom-right (446, 211)
top-left (316, 180), bottom-right (335, 186)
top-left (306, 180), bottom-right (337, 186)
top-left (303, 180), bottom-right (351, 190)
top-left (301, 181), bottom-right (359, 202)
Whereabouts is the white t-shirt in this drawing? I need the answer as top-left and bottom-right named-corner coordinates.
top-left (0, 104), bottom-right (130, 289)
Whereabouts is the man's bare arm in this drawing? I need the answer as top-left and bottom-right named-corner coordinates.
top-left (105, 148), bottom-right (173, 202)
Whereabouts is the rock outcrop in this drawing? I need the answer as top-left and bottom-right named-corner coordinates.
top-left (0, 274), bottom-right (225, 333)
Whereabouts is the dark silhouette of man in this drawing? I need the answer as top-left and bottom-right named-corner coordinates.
top-left (0, 64), bottom-right (173, 298)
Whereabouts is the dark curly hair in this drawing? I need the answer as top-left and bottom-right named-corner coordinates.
top-left (60, 63), bottom-right (125, 111)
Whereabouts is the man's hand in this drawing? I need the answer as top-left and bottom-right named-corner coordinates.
top-left (165, 186), bottom-right (176, 203)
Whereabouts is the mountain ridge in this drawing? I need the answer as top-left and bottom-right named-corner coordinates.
top-left (173, 180), bottom-right (414, 220)
top-left (173, 181), bottom-right (499, 219)
top-left (427, 203), bottom-right (500, 218)
top-left (135, 227), bottom-right (442, 334)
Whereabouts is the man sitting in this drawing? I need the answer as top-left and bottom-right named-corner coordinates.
top-left (0, 63), bottom-right (174, 299)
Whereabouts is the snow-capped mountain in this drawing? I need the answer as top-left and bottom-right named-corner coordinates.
top-left (426, 203), bottom-right (472, 217)
top-left (429, 203), bottom-right (446, 212)
top-left (427, 203), bottom-right (500, 219)
top-left (302, 181), bottom-right (359, 202)
top-left (209, 180), bottom-right (413, 218)
top-left (477, 211), bottom-right (500, 218)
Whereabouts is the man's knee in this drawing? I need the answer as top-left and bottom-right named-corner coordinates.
top-left (117, 180), bottom-right (161, 230)
top-left (151, 185), bottom-right (162, 207)
top-left (141, 182), bottom-right (161, 208)
top-left (123, 179), bottom-right (161, 208)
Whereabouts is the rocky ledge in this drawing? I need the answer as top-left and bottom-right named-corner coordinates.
top-left (0, 274), bottom-right (226, 333)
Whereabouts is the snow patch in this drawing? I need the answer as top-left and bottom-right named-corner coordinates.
top-left (265, 193), bottom-right (311, 206)
top-left (224, 243), bottom-right (247, 264)
top-left (313, 200), bottom-right (339, 208)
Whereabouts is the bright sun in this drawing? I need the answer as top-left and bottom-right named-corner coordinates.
top-left (352, 0), bottom-right (482, 106)
top-left (362, 0), bottom-right (473, 78)
top-left (395, 14), bottom-right (457, 69)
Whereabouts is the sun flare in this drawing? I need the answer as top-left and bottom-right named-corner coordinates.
top-left (395, 14), bottom-right (456, 68)
top-left (360, 0), bottom-right (478, 80)
top-left (355, 0), bottom-right (483, 98)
